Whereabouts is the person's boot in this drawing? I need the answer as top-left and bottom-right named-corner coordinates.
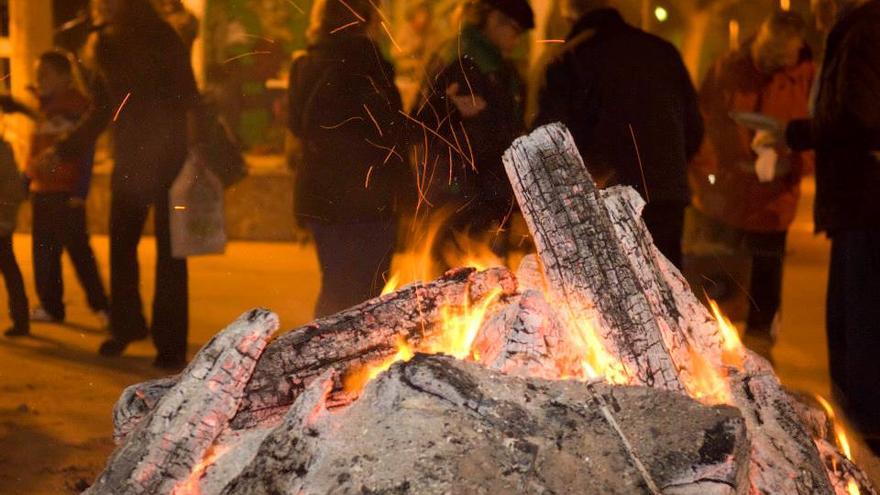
top-left (98, 338), bottom-right (130, 357)
top-left (4, 324), bottom-right (30, 337)
top-left (30, 307), bottom-right (63, 323)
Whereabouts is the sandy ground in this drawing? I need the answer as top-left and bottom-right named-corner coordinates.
top-left (0, 181), bottom-right (877, 493)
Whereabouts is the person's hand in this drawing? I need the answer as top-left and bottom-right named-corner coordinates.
top-left (751, 129), bottom-right (778, 152)
top-left (446, 83), bottom-right (487, 119)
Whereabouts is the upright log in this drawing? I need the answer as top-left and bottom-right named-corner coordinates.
top-left (503, 123), bottom-right (685, 391)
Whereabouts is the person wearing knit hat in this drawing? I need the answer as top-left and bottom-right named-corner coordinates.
top-left (412, 0), bottom-right (534, 270)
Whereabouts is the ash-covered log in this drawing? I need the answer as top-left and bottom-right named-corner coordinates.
top-left (86, 310), bottom-right (279, 495)
top-left (216, 355), bottom-right (750, 495)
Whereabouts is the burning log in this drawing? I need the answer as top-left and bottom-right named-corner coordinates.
top-left (503, 124), bottom-right (687, 390)
top-left (89, 122), bottom-right (875, 495)
top-left (217, 355), bottom-right (750, 495)
top-left (112, 267), bottom-right (517, 436)
top-left (728, 371), bottom-right (834, 493)
top-left (85, 309), bottom-right (279, 495)
top-left (473, 289), bottom-right (582, 379)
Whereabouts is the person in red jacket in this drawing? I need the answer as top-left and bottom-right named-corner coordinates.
top-left (1, 51), bottom-right (109, 328)
top-left (688, 11), bottom-right (815, 360)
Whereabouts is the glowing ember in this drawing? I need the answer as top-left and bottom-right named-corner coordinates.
top-left (172, 444), bottom-right (230, 495)
top-left (815, 394), bottom-right (854, 461)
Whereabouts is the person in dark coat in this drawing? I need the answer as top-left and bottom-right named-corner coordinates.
top-left (783, 0), bottom-right (880, 452)
top-left (49, 0), bottom-right (204, 369)
top-left (288, 0), bottom-right (411, 318)
top-left (689, 12), bottom-right (815, 360)
top-left (533, 0), bottom-right (703, 268)
top-left (0, 137), bottom-right (29, 337)
top-left (412, 0), bottom-right (535, 265)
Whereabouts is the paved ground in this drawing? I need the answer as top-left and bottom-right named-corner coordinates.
top-left (0, 180), bottom-right (877, 493)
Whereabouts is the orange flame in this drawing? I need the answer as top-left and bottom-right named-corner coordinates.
top-left (847, 478), bottom-right (861, 495)
top-left (708, 299), bottom-right (745, 370)
top-left (426, 288), bottom-right (503, 360)
top-left (569, 319), bottom-right (629, 384)
top-left (172, 444), bottom-right (230, 495)
top-left (815, 394), bottom-right (854, 461)
top-left (683, 349), bottom-right (732, 405)
top-left (343, 337), bottom-right (415, 393)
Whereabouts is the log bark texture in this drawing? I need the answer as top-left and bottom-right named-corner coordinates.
top-left (85, 309), bottom-right (279, 495)
top-left (503, 124), bottom-right (686, 391)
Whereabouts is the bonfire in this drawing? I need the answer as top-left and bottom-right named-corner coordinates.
top-left (84, 124), bottom-right (874, 495)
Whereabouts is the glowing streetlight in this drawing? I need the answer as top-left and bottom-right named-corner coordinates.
top-left (654, 6), bottom-right (669, 22)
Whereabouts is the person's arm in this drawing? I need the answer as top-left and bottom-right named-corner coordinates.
top-left (0, 95), bottom-right (38, 120)
top-left (54, 73), bottom-right (113, 161)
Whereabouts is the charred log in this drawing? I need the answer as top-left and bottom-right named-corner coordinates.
top-left (503, 124), bottom-right (686, 391)
top-left (85, 309), bottom-right (279, 495)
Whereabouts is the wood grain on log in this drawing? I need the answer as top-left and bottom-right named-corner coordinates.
top-left (85, 309), bottom-right (279, 495)
top-left (503, 124), bottom-right (685, 391)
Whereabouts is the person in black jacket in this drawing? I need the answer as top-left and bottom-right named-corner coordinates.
top-left (783, 0), bottom-right (880, 452)
top-left (412, 0), bottom-right (534, 266)
top-left (288, 0), bottom-right (411, 318)
top-left (48, 0), bottom-right (204, 369)
top-left (533, 0), bottom-right (703, 268)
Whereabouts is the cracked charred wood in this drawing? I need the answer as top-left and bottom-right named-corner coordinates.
top-left (111, 267), bottom-right (518, 436)
top-left (503, 123), bottom-right (685, 391)
top-left (85, 309), bottom-right (279, 495)
top-left (600, 187), bottom-right (727, 370)
top-left (474, 289), bottom-right (582, 379)
top-left (230, 266), bottom-right (516, 428)
top-left (217, 355), bottom-right (749, 495)
top-left (728, 371), bottom-right (834, 494)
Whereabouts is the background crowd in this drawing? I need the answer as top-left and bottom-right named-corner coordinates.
top-left (0, 0), bottom-right (877, 456)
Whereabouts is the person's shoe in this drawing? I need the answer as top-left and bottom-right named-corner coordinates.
top-left (98, 338), bottom-right (129, 357)
top-left (4, 325), bottom-right (30, 337)
top-left (153, 354), bottom-right (187, 371)
top-left (95, 310), bottom-right (110, 330)
top-left (30, 307), bottom-right (63, 323)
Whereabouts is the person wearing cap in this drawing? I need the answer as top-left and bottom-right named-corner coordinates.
top-left (412, 0), bottom-right (534, 268)
top-left (533, 0), bottom-right (703, 268)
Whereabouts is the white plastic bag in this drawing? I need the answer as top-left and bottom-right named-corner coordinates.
top-left (169, 153), bottom-right (227, 259)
